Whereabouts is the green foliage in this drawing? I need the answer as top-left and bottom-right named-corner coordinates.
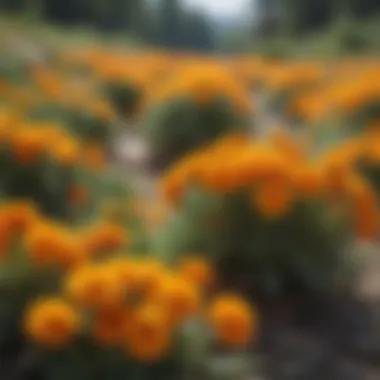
top-left (28, 103), bottom-right (113, 146)
top-left (145, 96), bottom-right (250, 171)
top-left (0, 147), bottom-right (79, 221)
top-left (0, 54), bottom-right (31, 85)
top-left (153, 187), bottom-right (352, 298)
top-left (104, 81), bottom-right (141, 120)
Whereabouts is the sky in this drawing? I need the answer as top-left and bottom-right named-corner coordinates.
top-left (182, 0), bottom-right (252, 18)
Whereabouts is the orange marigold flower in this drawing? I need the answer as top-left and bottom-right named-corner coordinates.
top-left (208, 294), bottom-right (256, 348)
top-left (0, 210), bottom-right (12, 259)
top-left (2, 201), bottom-right (39, 233)
top-left (132, 259), bottom-right (167, 298)
top-left (347, 174), bottom-right (378, 240)
top-left (92, 307), bottom-right (132, 346)
top-left (84, 222), bottom-right (127, 254)
top-left (64, 265), bottom-right (125, 309)
top-left (103, 257), bottom-right (137, 290)
top-left (157, 275), bottom-right (201, 324)
top-left (125, 303), bottom-right (171, 362)
top-left (25, 222), bottom-right (86, 268)
top-left (252, 176), bottom-right (294, 219)
top-left (24, 298), bottom-right (79, 347)
top-left (179, 256), bottom-right (214, 288)
top-left (10, 128), bottom-right (50, 165)
top-left (293, 165), bottom-right (325, 197)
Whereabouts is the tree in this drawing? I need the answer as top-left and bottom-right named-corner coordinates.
top-left (157, 0), bottom-right (184, 48)
top-left (182, 11), bottom-right (215, 52)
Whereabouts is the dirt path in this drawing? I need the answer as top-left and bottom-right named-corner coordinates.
top-left (112, 126), bottom-right (158, 201)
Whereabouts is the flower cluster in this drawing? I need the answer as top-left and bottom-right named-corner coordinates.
top-left (24, 255), bottom-right (256, 362)
top-left (161, 130), bottom-right (378, 240)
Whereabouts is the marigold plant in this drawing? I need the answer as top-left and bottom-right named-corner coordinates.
top-left (143, 62), bottom-right (253, 170)
top-left (154, 131), bottom-right (378, 296)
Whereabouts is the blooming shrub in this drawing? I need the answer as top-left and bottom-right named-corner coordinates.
top-left (262, 61), bottom-right (327, 122)
top-left (154, 131), bottom-right (378, 297)
top-left (93, 55), bottom-right (155, 121)
top-left (0, 108), bottom-right (90, 219)
top-left (288, 59), bottom-right (380, 130)
top-left (21, 252), bottom-right (255, 380)
top-left (143, 62), bottom-right (253, 170)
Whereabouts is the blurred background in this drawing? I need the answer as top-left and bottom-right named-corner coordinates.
top-left (1, 1), bottom-right (380, 380)
top-left (2, 0), bottom-right (380, 54)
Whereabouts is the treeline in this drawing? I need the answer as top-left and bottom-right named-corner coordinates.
top-left (256, 0), bottom-right (380, 37)
top-left (0, 0), bottom-right (215, 51)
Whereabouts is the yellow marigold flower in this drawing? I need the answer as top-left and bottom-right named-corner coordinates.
top-left (24, 298), bottom-right (79, 347)
top-left (125, 303), bottom-right (171, 362)
top-left (208, 294), bottom-right (256, 348)
top-left (157, 275), bottom-right (201, 324)
top-left (65, 265), bottom-right (125, 309)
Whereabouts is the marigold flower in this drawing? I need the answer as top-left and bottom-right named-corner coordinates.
top-left (10, 128), bottom-right (50, 164)
top-left (92, 307), bottom-right (132, 346)
top-left (102, 257), bottom-right (137, 290)
top-left (179, 256), bottom-right (214, 288)
top-left (24, 298), bottom-right (79, 347)
top-left (53, 138), bottom-right (80, 166)
top-left (252, 176), bottom-right (294, 219)
top-left (347, 174), bottom-right (378, 240)
top-left (0, 211), bottom-right (12, 259)
top-left (84, 222), bottom-right (127, 253)
top-left (132, 259), bottom-right (167, 298)
top-left (25, 222), bottom-right (86, 268)
top-left (64, 265), bottom-right (125, 309)
top-left (208, 294), bottom-right (256, 348)
top-left (157, 275), bottom-right (201, 324)
top-left (125, 303), bottom-right (171, 362)
top-left (2, 201), bottom-right (39, 233)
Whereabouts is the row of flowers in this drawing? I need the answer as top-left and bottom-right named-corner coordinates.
top-left (0, 42), bottom-right (258, 380)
